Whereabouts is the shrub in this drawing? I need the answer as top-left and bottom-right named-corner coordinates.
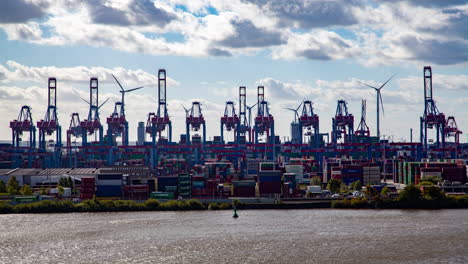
top-left (144, 199), bottom-right (160, 210)
top-left (0, 202), bottom-right (13, 213)
top-left (208, 203), bottom-right (220, 210)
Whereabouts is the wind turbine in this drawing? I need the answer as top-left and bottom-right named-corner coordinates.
top-left (111, 74), bottom-right (143, 117)
top-left (181, 104), bottom-right (190, 117)
top-left (246, 103), bottom-right (257, 128)
top-left (359, 73), bottom-right (397, 139)
top-left (81, 97), bottom-right (110, 114)
top-left (284, 100), bottom-right (304, 123)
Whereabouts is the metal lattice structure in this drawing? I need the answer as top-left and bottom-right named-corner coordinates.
top-left (81, 78), bottom-right (107, 145)
top-left (444, 116), bottom-right (462, 145)
top-left (220, 101), bottom-right (240, 143)
top-left (185, 101), bottom-right (206, 145)
top-left (37, 78), bottom-right (61, 152)
top-left (254, 86), bottom-right (274, 144)
top-left (332, 100), bottom-right (354, 143)
top-left (10, 105), bottom-right (36, 149)
top-left (420, 66), bottom-right (445, 152)
top-left (148, 69), bottom-right (172, 144)
top-left (355, 99), bottom-right (370, 137)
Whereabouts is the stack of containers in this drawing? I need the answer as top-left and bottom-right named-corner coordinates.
top-left (441, 167), bottom-right (467, 183)
top-left (331, 167), bottom-right (341, 180)
top-left (156, 176), bottom-right (178, 193)
top-left (178, 173), bottom-right (192, 199)
top-left (232, 181), bottom-right (256, 197)
top-left (123, 185), bottom-right (149, 200)
top-left (96, 174), bottom-right (122, 198)
top-left (341, 165), bottom-right (363, 185)
top-left (150, 191), bottom-right (174, 200)
top-left (363, 166), bottom-right (380, 185)
top-left (403, 162), bottom-right (423, 185)
top-left (246, 159), bottom-right (262, 179)
top-left (283, 173), bottom-right (296, 196)
top-left (420, 167), bottom-right (442, 179)
top-left (285, 164), bottom-right (304, 183)
top-left (258, 163), bottom-right (282, 196)
top-left (323, 160), bottom-right (340, 183)
top-left (80, 177), bottom-right (95, 200)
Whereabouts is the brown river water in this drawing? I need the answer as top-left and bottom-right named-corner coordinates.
top-left (0, 209), bottom-right (467, 264)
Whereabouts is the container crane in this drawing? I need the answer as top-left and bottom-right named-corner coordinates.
top-left (299, 100), bottom-right (320, 147)
top-left (107, 74), bottom-right (143, 146)
top-left (184, 102), bottom-right (206, 145)
top-left (420, 66), bottom-right (446, 152)
top-left (220, 101), bottom-right (240, 144)
top-left (332, 100), bottom-right (354, 143)
top-left (10, 105), bottom-right (36, 149)
top-left (254, 86), bottom-right (274, 144)
top-left (80, 78), bottom-right (108, 145)
top-left (148, 69), bottom-right (172, 144)
top-left (37, 78), bottom-right (62, 153)
top-left (444, 116), bottom-right (462, 145)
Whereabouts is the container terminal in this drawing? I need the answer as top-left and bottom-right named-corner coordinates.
top-left (1, 66), bottom-right (467, 201)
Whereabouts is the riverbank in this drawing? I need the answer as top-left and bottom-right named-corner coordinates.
top-left (1, 194), bottom-right (468, 214)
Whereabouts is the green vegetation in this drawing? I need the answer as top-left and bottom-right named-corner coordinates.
top-left (58, 177), bottom-right (74, 188)
top-left (332, 184), bottom-right (468, 209)
top-left (350, 180), bottom-right (362, 191)
top-left (310, 176), bottom-right (321, 186)
top-left (0, 180), bottom-right (6, 193)
top-left (420, 176), bottom-right (442, 185)
top-left (0, 198), bottom-right (207, 214)
top-left (7, 176), bottom-right (20, 195)
top-left (21, 185), bottom-right (33, 195)
top-left (381, 187), bottom-right (390, 196)
top-left (327, 178), bottom-right (341, 193)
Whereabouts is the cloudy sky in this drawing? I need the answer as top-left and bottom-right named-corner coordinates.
top-left (0, 0), bottom-right (467, 143)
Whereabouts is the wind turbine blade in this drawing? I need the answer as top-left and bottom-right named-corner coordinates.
top-left (284, 108), bottom-right (296, 112)
top-left (99, 98), bottom-right (109, 108)
top-left (125, 86), bottom-right (143, 93)
top-left (81, 98), bottom-right (90, 105)
top-left (379, 92), bottom-right (384, 116)
top-left (180, 104), bottom-right (188, 113)
top-left (379, 73), bottom-right (397, 90)
top-left (296, 100), bottom-right (304, 112)
top-left (358, 80), bottom-right (379, 90)
top-left (112, 74), bottom-right (124, 92)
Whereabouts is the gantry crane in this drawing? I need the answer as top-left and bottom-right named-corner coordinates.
top-left (10, 105), bottom-right (36, 149)
top-left (444, 116), bottom-right (462, 145)
top-left (299, 100), bottom-right (320, 146)
top-left (332, 100), bottom-right (354, 143)
top-left (107, 74), bottom-right (143, 146)
top-left (420, 66), bottom-right (446, 152)
top-left (81, 78), bottom-right (108, 145)
top-left (220, 101), bottom-right (240, 144)
top-left (184, 102), bottom-right (206, 145)
top-left (148, 69), bottom-right (172, 144)
top-left (254, 86), bottom-right (274, 144)
top-left (37, 78), bottom-right (62, 153)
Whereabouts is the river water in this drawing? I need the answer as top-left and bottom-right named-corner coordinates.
top-left (0, 209), bottom-right (467, 264)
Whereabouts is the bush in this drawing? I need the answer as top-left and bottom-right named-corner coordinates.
top-left (144, 199), bottom-right (160, 210)
top-left (208, 203), bottom-right (220, 210)
top-left (219, 203), bottom-right (232, 210)
top-left (398, 185), bottom-right (422, 201)
top-left (0, 202), bottom-right (13, 213)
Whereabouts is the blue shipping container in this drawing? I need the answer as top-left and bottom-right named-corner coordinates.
top-left (342, 177), bottom-right (363, 185)
top-left (259, 176), bottom-right (282, 182)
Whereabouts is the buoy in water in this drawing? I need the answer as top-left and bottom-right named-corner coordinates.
top-left (233, 207), bottom-right (239, 218)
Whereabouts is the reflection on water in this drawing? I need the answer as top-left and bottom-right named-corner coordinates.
top-left (0, 209), bottom-right (467, 264)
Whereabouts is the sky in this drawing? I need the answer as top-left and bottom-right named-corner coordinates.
top-left (0, 0), bottom-right (467, 144)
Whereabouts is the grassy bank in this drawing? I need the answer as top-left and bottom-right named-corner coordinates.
top-left (0, 199), bottom-right (206, 214)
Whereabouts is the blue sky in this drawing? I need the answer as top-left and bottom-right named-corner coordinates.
top-left (0, 0), bottom-right (467, 143)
